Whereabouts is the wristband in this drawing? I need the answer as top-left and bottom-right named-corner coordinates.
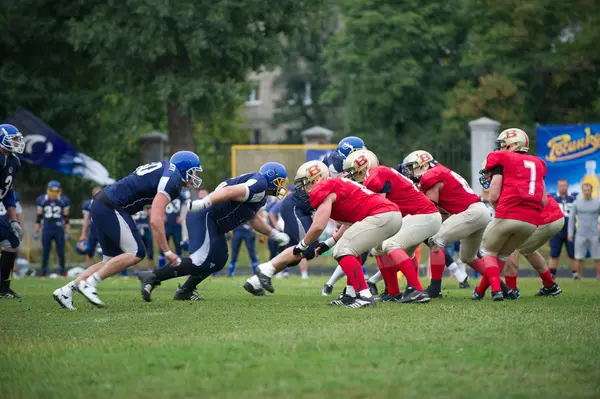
top-left (164, 250), bottom-right (173, 257)
top-left (324, 237), bottom-right (336, 247)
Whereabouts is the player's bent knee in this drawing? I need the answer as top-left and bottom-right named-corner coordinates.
top-left (382, 240), bottom-right (403, 254)
top-left (479, 248), bottom-right (497, 258)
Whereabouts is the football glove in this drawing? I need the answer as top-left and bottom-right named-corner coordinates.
top-left (33, 231), bottom-right (40, 240)
top-left (293, 240), bottom-right (309, 255)
top-left (10, 220), bottom-right (23, 241)
top-left (316, 237), bottom-right (336, 255)
top-left (269, 230), bottom-right (290, 247)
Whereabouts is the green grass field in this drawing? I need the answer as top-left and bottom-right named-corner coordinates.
top-left (3, 276), bottom-right (600, 399)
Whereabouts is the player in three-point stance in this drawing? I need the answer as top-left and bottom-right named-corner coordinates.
top-left (474, 128), bottom-right (547, 301)
top-left (0, 124), bottom-right (25, 299)
top-left (53, 151), bottom-right (203, 309)
top-left (138, 162), bottom-right (290, 301)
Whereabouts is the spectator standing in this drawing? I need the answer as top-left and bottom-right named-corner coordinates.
top-left (568, 183), bottom-right (600, 279)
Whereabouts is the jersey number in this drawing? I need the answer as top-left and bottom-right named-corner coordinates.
top-left (341, 178), bottom-right (375, 195)
top-left (44, 206), bottom-right (61, 219)
top-left (523, 160), bottom-right (536, 195)
top-left (0, 176), bottom-right (13, 199)
top-left (135, 162), bottom-right (162, 176)
top-left (450, 171), bottom-right (475, 194)
top-left (166, 199), bottom-right (181, 214)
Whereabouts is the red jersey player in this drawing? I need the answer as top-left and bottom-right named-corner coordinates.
top-left (475, 128), bottom-right (547, 301)
top-left (501, 195), bottom-right (563, 297)
top-left (343, 149), bottom-right (440, 303)
top-left (402, 150), bottom-right (491, 298)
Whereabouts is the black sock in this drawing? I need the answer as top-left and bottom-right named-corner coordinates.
top-left (0, 251), bottom-right (17, 293)
top-left (550, 268), bottom-right (557, 277)
top-left (429, 279), bottom-right (442, 293)
top-left (181, 275), bottom-right (204, 291)
top-left (155, 258), bottom-right (194, 282)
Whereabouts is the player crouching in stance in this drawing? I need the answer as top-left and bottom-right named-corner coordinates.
top-left (474, 128), bottom-right (547, 301)
top-left (138, 162), bottom-right (290, 301)
top-left (53, 151), bottom-right (203, 309)
top-left (247, 160), bottom-right (403, 308)
top-left (344, 149), bottom-right (438, 303)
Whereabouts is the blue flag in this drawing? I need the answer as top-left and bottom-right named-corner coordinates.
top-left (4, 109), bottom-right (115, 185)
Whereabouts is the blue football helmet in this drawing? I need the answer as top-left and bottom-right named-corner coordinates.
top-left (259, 162), bottom-right (289, 200)
top-left (337, 136), bottom-right (365, 158)
top-left (47, 180), bottom-right (62, 200)
top-left (0, 124), bottom-right (25, 154)
top-left (170, 151), bottom-right (203, 189)
top-left (75, 240), bottom-right (90, 255)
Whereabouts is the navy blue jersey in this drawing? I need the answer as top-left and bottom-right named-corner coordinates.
top-left (551, 192), bottom-right (578, 231)
top-left (82, 199), bottom-right (92, 217)
top-left (322, 150), bottom-right (344, 177)
top-left (104, 160), bottom-right (183, 214)
top-left (211, 173), bottom-right (268, 234)
top-left (0, 191), bottom-right (21, 221)
top-left (36, 194), bottom-right (71, 228)
top-left (165, 188), bottom-right (191, 227)
top-left (0, 153), bottom-right (20, 209)
top-left (282, 190), bottom-right (314, 215)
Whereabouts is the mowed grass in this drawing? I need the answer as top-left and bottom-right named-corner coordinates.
top-left (2, 276), bottom-right (600, 399)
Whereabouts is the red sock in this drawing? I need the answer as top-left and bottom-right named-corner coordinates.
top-left (498, 259), bottom-right (506, 273)
top-left (390, 249), bottom-right (423, 290)
top-left (476, 275), bottom-right (490, 294)
top-left (539, 269), bottom-right (555, 287)
top-left (429, 248), bottom-right (445, 281)
top-left (338, 256), bottom-right (367, 293)
top-left (483, 255), bottom-right (501, 292)
top-left (412, 256), bottom-right (419, 273)
top-left (376, 255), bottom-right (400, 296)
top-left (469, 258), bottom-right (486, 275)
top-left (505, 275), bottom-right (517, 289)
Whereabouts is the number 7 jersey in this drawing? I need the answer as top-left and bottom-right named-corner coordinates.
top-left (419, 164), bottom-right (480, 214)
top-left (485, 151), bottom-right (546, 225)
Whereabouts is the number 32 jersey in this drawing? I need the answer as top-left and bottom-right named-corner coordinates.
top-left (36, 194), bottom-right (71, 227)
top-left (419, 164), bottom-right (480, 215)
top-left (104, 160), bottom-right (184, 215)
top-left (309, 177), bottom-right (398, 224)
top-left (485, 151), bottom-right (546, 225)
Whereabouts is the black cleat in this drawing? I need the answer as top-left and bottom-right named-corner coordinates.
top-left (367, 281), bottom-right (379, 296)
top-left (138, 271), bottom-right (160, 302)
top-left (491, 290), bottom-right (504, 301)
top-left (321, 284), bottom-right (333, 296)
top-left (328, 293), bottom-right (355, 306)
top-left (374, 290), bottom-right (392, 302)
top-left (0, 290), bottom-right (22, 299)
top-left (535, 283), bottom-right (562, 297)
top-left (459, 276), bottom-right (470, 289)
top-left (472, 289), bottom-right (485, 300)
top-left (243, 281), bottom-right (265, 296)
top-left (426, 285), bottom-right (443, 299)
top-left (511, 287), bottom-right (521, 299)
top-left (345, 295), bottom-right (375, 308)
top-left (173, 285), bottom-right (204, 301)
top-left (256, 268), bottom-right (274, 293)
top-left (400, 287), bottom-right (431, 303)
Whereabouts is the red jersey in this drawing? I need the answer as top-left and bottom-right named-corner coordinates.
top-left (309, 177), bottom-right (398, 224)
top-left (419, 164), bottom-right (480, 215)
top-left (541, 195), bottom-right (564, 225)
top-left (363, 166), bottom-right (438, 216)
top-left (485, 151), bottom-right (547, 225)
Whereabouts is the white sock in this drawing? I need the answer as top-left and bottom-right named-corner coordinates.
top-left (301, 271), bottom-right (308, 279)
top-left (65, 281), bottom-right (77, 291)
top-left (359, 289), bottom-right (373, 299)
top-left (368, 271), bottom-right (382, 284)
top-left (86, 272), bottom-right (102, 287)
top-left (345, 285), bottom-right (356, 297)
top-left (327, 266), bottom-right (346, 286)
top-left (247, 275), bottom-right (261, 289)
top-left (454, 265), bottom-right (468, 282)
top-left (458, 262), bottom-right (466, 275)
top-left (258, 262), bottom-right (276, 278)
top-left (447, 262), bottom-right (458, 276)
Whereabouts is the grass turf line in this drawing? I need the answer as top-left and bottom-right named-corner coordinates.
top-left (2, 277), bottom-right (600, 399)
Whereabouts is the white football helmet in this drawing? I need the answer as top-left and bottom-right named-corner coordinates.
top-left (342, 149), bottom-right (379, 183)
top-left (294, 160), bottom-right (330, 194)
top-left (479, 159), bottom-right (491, 189)
top-left (402, 150), bottom-right (435, 181)
top-left (496, 128), bottom-right (529, 152)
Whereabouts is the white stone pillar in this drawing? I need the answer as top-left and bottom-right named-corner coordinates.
top-left (469, 117), bottom-right (501, 194)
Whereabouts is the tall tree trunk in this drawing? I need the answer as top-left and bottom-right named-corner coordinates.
top-left (167, 101), bottom-right (196, 156)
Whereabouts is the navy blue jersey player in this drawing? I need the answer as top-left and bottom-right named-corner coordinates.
top-left (322, 136), bottom-right (365, 177)
top-left (34, 181), bottom-right (71, 276)
top-left (0, 124), bottom-right (25, 299)
top-left (548, 179), bottom-right (578, 276)
top-left (138, 162), bottom-right (291, 302)
top-left (53, 151), bottom-right (202, 309)
top-left (76, 187), bottom-right (102, 269)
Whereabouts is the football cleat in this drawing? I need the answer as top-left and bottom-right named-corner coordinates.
top-left (400, 287), bottom-right (431, 303)
top-left (243, 281), bottom-right (265, 296)
top-left (572, 272), bottom-right (580, 280)
top-left (256, 268), bottom-right (274, 293)
top-left (0, 290), bottom-right (21, 299)
top-left (367, 281), bottom-right (379, 296)
top-left (426, 285), bottom-right (443, 299)
top-left (511, 287), bottom-right (521, 299)
top-left (173, 285), bottom-right (204, 301)
top-left (328, 293), bottom-right (355, 306)
top-left (491, 290), bottom-right (504, 301)
top-left (345, 295), bottom-right (375, 309)
top-left (321, 283), bottom-right (333, 296)
top-left (500, 281), bottom-right (518, 300)
top-left (138, 271), bottom-right (160, 302)
top-left (52, 287), bottom-right (75, 310)
top-left (77, 281), bottom-right (105, 307)
top-left (535, 283), bottom-right (562, 297)
top-left (459, 276), bottom-right (470, 289)
top-left (472, 289), bottom-right (485, 300)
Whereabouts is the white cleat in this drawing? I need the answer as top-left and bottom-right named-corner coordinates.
top-left (77, 281), bottom-right (105, 308)
top-left (53, 288), bottom-right (76, 310)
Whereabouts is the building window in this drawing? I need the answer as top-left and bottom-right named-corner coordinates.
top-left (245, 80), bottom-right (263, 107)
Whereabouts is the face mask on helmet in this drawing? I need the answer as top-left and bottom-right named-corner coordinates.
top-left (186, 167), bottom-right (203, 189)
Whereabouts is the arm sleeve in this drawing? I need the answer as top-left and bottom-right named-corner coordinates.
top-left (568, 201), bottom-right (577, 237)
